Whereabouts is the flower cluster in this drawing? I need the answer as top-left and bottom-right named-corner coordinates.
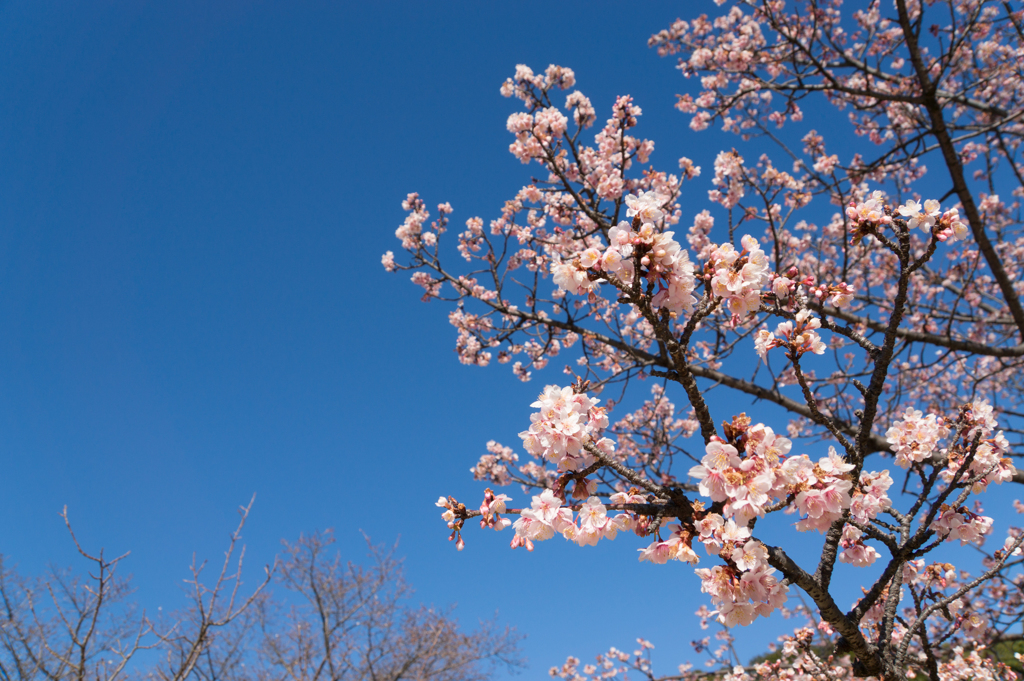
top-left (845, 192), bottom-right (971, 245)
top-left (885, 402), bottom-right (1016, 489)
top-left (550, 258), bottom-right (600, 296)
top-left (935, 207), bottom-right (969, 242)
top-left (845, 191), bottom-right (892, 230)
top-left (631, 222), bottom-right (698, 317)
top-left (518, 385), bottom-right (613, 472)
top-left (470, 440), bottom-right (519, 486)
top-left (638, 522), bottom-right (701, 565)
top-left (782, 450), bottom-right (855, 532)
top-left (885, 407), bottom-right (950, 468)
top-left (838, 525), bottom-right (880, 567)
top-left (694, 559), bottom-right (788, 627)
top-left (499, 63), bottom-right (576, 106)
top-left (552, 191), bottom-right (698, 317)
top-left (625, 190), bottom-right (667, 223)
top-left (897, 199), bottom-right (970, 242)
top-left (708, 235), bottom-right (770, 316)
top-left (708, 150), bottom-right (746, 208)
top-left (808, 281), bottom-right (855, 308)
top-left (510, 489), bottom-right (636, 551)
top-left (693, 514), bottom-right (751, 558)
top-left (478, 488), bottom-right (512, 531)
top-left (902, 560), bottom-right (956, 589)
top-left (637, 438), bottom-right (793, 627)
top-left (510, 489), bottom-right (573, 551)
top-left (754, 309), bottom-right (827, 360)
top-left (394, 192), bottom-right (433, 250)
top-left (897, 199), bottom-right (942, 231)
top-left (937, 647), bottom-right (1008, 679)
top-left (770, 269), bottom-right (854, 310)
top-left (951, 602), bottom-right (989, 641)
top-left (435, 495), bottom-right (468, 551)
top-left (943, 428), bottom-right (1014, 492)
top-left (942, 401), bottom-right (1015, 491)
top-left (689, 427), bottom-right (854, 532)
top-left (930, 504), bottom-right (993, 546)
top-left (572, 495), bottom-right (633, 546)
top-left (850, 469), bottom-right (893, 523)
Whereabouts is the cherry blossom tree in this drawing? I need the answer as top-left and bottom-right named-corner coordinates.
top-left (386, 1), bottom-right (1024, 679)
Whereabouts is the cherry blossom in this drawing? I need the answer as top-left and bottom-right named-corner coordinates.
top-left (897, 199), bottom-right (941, 232)
top-left (886, 408), bottom-right (950, 469)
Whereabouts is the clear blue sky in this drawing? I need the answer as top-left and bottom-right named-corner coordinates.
top-left (0, 1), bottom-right (1012, 676)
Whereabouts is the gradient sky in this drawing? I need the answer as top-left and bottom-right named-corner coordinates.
top-left (0, 1), bottom-right (1013, 677)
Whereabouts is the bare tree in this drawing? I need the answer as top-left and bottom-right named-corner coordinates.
top-left (252, 532), bottom-right (521, 681)
top-left (0, 508), bottom-right (153, 681)
top-left (0, 500), bottom-right (271, 681)
top-left (0, 509), bottom-right (519, 681)
top-left (150, 497), bottom-right (274, 681)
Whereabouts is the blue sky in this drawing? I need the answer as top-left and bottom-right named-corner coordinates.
top-left (0, 1), bottom-right (1014, 676)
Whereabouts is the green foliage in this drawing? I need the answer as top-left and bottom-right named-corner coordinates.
top-left (988, 639), bottom-right (1024, 674)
